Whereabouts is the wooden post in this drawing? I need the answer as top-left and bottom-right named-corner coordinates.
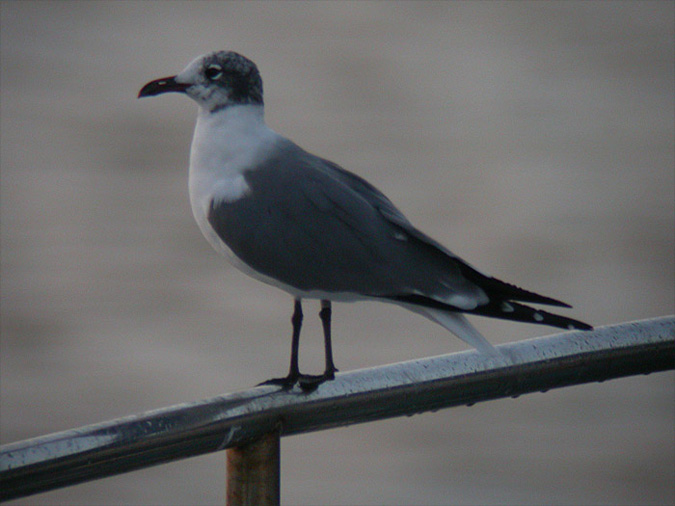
top-left (226, 428), bottom-right (280, 506)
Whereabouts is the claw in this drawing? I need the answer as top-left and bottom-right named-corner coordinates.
top-left (259, 370), bottom-right (336, 392)
top-left (297, 371), bottom-right (336, 392)
top-left (258, 374), bottom-right (298, 390)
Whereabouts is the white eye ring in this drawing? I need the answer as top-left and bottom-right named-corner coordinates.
top-left (205, 64), bottom-right (223, 80)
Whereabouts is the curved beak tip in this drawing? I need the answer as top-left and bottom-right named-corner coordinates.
top-left (138, 76), bottom-right (187, 98)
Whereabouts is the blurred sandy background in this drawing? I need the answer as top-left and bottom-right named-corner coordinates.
top-left (1, 2), bottom-right (673, 505)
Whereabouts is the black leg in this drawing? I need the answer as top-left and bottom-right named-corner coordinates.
top-left (288, 298), bottom-right (303, 379)
top-left (298, 299), bottom-right (338, 391)
top-left (261, 298), bottom-right (338, 391)
top-left (259, 298), bottom-right (303, 388)
top-left (319, 300), bottom-right (337, 379)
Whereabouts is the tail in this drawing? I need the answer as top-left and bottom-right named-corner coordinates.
top-left (404, 305), bottom-right (503, 358)
top-left (386, 293), bottom-right (593, 333)
top-left (391, 295), bottom-right (591, 360)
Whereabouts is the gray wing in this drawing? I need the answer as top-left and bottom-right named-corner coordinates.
top-left (315, 149), bottom-right (577, 309)
top-left (207, 139), bottom-right (590, 331)
top-left (294, 144), bottom-right (573, 308)
top-left (207, 139), bottom-right (484, 305)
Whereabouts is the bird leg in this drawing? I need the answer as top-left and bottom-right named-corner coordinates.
top-left (259, 298), bottom-right (303, 388)
top-left (320, 300), bottom-right (337, 378)
top-left (297, 300), bottom-right (338, 391)
top-left (261, 299), bottom-right (338, 391)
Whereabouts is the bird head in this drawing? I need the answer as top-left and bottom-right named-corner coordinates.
top-left (138, 51), bottom-right (263, 112)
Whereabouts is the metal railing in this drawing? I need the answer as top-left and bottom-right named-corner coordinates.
top-left (1, 316), bottom-right (674, 503)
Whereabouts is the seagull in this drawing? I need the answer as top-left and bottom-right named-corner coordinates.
top-left (139, 51), bottom-right (592, 390)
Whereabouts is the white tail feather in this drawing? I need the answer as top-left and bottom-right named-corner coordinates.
top-left (406, 306), bottom-right (504, 359)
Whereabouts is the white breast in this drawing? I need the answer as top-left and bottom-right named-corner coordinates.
top-left (187, 104), bottom-right (280, 261)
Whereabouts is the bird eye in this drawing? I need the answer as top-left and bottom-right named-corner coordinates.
top-left (205, 64), bottom-right (223, 80)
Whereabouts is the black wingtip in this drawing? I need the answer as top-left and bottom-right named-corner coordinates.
top-left (488, 278), bottom-right (573, 308)
top-left (569, 319), bottom-right (593, 331)
top-left (476, 300), bottom-right (592, 331)
top-left (451, 259), bottom-right (574, 308)
top-left (379, 293), bottom-right (591, 332)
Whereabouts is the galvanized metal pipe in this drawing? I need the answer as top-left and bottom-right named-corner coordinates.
top-left (1, 316), bottom-right (673, 501)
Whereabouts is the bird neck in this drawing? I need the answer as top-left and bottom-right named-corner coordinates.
top-left (197, 103), bottom-right (267, 137)
top-left (188, 103), bottom-right (279, 210)
top-left (191, 104), bottom-right (276, 170)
